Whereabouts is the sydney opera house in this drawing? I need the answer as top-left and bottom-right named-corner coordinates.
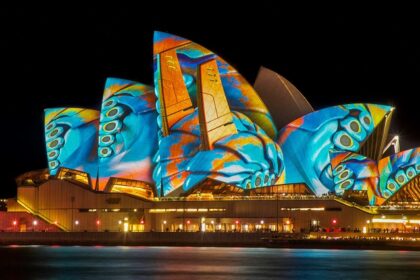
top-left (1, 32), bottom-right (419, 234)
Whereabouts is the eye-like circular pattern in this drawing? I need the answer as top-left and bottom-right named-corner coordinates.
top-left (255, 176), bottom-right (261, 187)
top-left (104, 106), bottom-right (124, 120)
top-left (334, 168), bottom-right (353, 184)
top-left (333, 164), bottom-right (345, 176)
top-left (99, 147), bottom-right (113, 157)
top-left (47, 150), bottom-right (59, 160)
top-left (107, 108), bottom-right (118, 117)
top-left (383, 189), bottom-right (392, 198)
top-left (99, 134), bottom-right (114, 146)
top-left (358, 111), bottom-right (373, 132)
top-left (338, 179), bottom-right (354, 190)
top-left (349, 121), bottom-right (360, 133)
top-left (363, 116), bottom-right (370, 125)
top-left (47, 138), bottom-right (63, 150)
top-left (339, 170), bottom-right (349, 179)
top-left (406, 167), bottom-right (416, 179)
top-left (252, 172), bottom-right (264, 188)
top-left (49, 139), bottom-right (59, 148)
top-left (48, 160), bottom-right (59, 169)
top-left (333, 131), bottom-right (359, 152)
top-left (387, 181), bottom-right (397, 191)
top-left (46, 126), bottom-right (64, 141)
top-left (395, 170), bottom-right (408, 185)
top-left (102, 98), bottom-right (117, 109)
top-left (340, 135), bottom-right (351, 146)
top-left (102, 120), bottom-right (120, 133)
top-left (416, 164), bottom-right (420, 172)
top-left (45, 122), bottom-right (56, 132)
top-left (341, 117), bottom-right (366, 141)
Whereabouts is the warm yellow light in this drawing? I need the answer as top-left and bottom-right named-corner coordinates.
top-left (372, 218), bottom-right (406, 223)
top-left (123, 222), bottom-right (129, 232)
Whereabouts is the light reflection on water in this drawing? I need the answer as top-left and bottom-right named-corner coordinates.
top-left (1, 246), bottom-right (419, 279)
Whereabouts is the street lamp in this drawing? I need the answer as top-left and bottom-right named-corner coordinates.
top-left (33, 220), bottom-right (38, 232)
top-left (12, 220), bottom-right (17, 232)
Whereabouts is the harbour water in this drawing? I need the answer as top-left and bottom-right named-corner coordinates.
top-left (0, 246), bottom-right (419, 279)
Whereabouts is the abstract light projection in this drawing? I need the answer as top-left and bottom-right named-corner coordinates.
top-left (44, 108), bottom-right (99, 183)
top-left (330, 151), bottom-right (379, 205)
top-left (97, 78), bottom-right (158, 191)
top-left (329, 148), bottom-right (420, 205)
top-left (153, 48), bottom-right (284, 196)
top-left (377, 148), bottom-right (420, 205)
top-left (278, 104), bottom-right (393, 195)
top-left (40, 31), bottom-right (419, 205)
top-left (153, 31), bottom-right (278, 139)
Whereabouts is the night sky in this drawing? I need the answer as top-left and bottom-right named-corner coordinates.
top-left (2, 5), bottom-right (419, 197)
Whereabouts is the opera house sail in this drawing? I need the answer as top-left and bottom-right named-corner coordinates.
top-left (23, 31), bottom-right (420, 213)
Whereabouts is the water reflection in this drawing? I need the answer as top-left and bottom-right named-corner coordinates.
top-left (1, 246), bottom-right (419, 279)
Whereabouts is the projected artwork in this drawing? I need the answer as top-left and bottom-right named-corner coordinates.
top-left (97, 78), bottom-right (158, 191)
top-left (153, 53), bottom-right (283, 196)
top-left (329, 148), bottom-right (420, 205)
top-left (278, 104), bottom-right (393, 195)
top-left (44, 108), bottom-right (99, 182)
top-left (377, 148), bottom-right (420, 204)
top-left (153, 31), bottom-right (277, 139)
top-left (40, 31), bottom-right (419, 206)
top-left (330, 151), bottom-right (379, 205)
top-left (154, 110), bottom-right (284, 196)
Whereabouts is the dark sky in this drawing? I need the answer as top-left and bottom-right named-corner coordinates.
top-left (2, 5), bottom-right (419, 197)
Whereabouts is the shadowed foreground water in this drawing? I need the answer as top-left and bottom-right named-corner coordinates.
top-left (0, 246), bottom-right (419, 279)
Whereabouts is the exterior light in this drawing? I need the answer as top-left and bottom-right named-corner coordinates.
top-left (362, 226), bottom-right (367, 234)
top-left (286, 220), bottom-right (290, 225)
top-left (260, 220), bottom-right (264, 224)
top-left (13, 220), bottom-right (17, 226)
top-left (75, 220), bottom-right (79, 225)
top-left (163, 220), bottom-right (167, 225)
top-left (187, 220), bottom-right (191, 224)
top-left (134, 209), bottom-right (137, 212)
top-left (312, 220), bottom-right (317, 226)
top-left (118, 220), bottom-right (122, 225)
top-left (54, 221), bottom-right (58, 224)
top-left (210, 220), bottom-right (214, 224)
top-left (366, 220), bottom-right (370, 224)
top-left (96, 220), bottom-right (100, 225)
top-left (140, 220), bottom-right (144, 224)
top-left (235, 220), bottom-right (239, 224)
top-left (124, 217), bottom-right (128, 221)
top-left (332, 219), bottom-right (337, 225)
top-left (33, 220), bottom-right (38, 226)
